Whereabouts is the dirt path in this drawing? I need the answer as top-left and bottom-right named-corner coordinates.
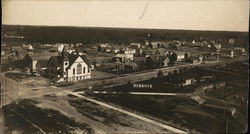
top-left (67, 91), bottom-right (188, 134)
top-left (93, 91), bottom-right (192, 96)
top-left (35, 95), bottom-right (170, 133)
top-left (35, 97), bottom-right (111, 134)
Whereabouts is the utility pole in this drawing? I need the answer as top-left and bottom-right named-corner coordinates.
top-left (160, 56), bottom-right (162, 68)
top-left (217, 49), bottom-right (220, 61)
top-left (116, 62), bottom-right (118, 77)
top-left (1, 76), bottom-right (6, 108)
top-left (17, 77), bottom-right (19, 99)
top-left (226, 119), bottom-right (228, 134)
top-left (49, 68), bottom-right (51, 86)
top-left (0, 80), bottom-right (2, 108)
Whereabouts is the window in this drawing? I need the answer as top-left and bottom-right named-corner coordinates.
top-left (83, 67), bottom-right (85, 74)
top-left (73, 68), bottom-right (75, 75)
top-left (77, 63), bottom-right (82, 74)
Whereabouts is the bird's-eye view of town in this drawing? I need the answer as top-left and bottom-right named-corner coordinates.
top-left (0, 0), bottom-right (249, 134)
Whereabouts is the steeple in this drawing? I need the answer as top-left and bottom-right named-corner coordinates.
top-left (60, 46), bottom-right (69, 62)
top-left (74, 44), bottom-right (79, 55)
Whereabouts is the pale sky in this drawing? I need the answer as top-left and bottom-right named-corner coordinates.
top-left (2, 0), bottom-right (249, 32)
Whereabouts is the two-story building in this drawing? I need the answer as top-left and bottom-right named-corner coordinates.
top-left (47, 52), bottom-right (91, 83)
top-left (23, 52), bottom-right (58, 74)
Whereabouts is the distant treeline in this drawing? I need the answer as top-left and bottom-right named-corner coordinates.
top-left (2, 25), bottom-right (249, 45)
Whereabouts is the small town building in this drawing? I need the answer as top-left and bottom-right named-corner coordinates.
top-left (12, 46), bottom-right (28, 59)
top-left (114, 54), bottom-right (134, 62)
top-left (141, 49), bottom-right (155, 57)
top-left (117, 62), bottom-right (139, 71)
top-left (1, 50), bottom-right (6, 57)
top-left (130, 43), bottom-right (141, 49)
top-left (181, 78), bottom-right (196, 86)
top-left (233, 47), bottom-right (246, 56)
top-left (111, 46), bottom-right (121, 53)
top-left (27, 44), bottom-right (34, 52)
top-left (47, 52), bottom-right (91, 83)
top-left (105, 48), bottom-right (111, 53)
top-left (150, 41), bottom-right (167, 49)
top-left (145, 55), bottom-right (169, 68)
top-left (220, 49), bottom-right (234, 58)
top-left (23, 53), bottom-right (58, 74)
top-left (97, 43), bottom-right (108, 52)
top-left (120, 48), bottom-right (136, 55)
top-left (173, 51), bottom-right (191, 61)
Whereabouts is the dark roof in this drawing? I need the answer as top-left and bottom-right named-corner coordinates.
top-left (48, 56), bottom-right (63, 67)
top-left (37, 60), bottom-right (49, 68)
top-left (67, 54), bottom-right (91, 68)
top-left (28, 52), bottom-right (59, 60)
top-left (48, 53), bottom-right (91, 68)
top-left (147, 55), bottom-right (167, 62)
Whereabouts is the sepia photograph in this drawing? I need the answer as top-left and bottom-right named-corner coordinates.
top-left (1, 0), bottom-right (249, 133)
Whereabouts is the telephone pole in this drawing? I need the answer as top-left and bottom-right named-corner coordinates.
top-left (160, 56), bottom-right (162, 68)
top-left (226, 120), bottom-right (228, 134)
top-left (0, 84), bottom-right (3, 108)
top-left (116, 62), bottom-right (118, 77)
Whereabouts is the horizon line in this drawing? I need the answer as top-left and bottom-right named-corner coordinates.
top-left (2, 24), bottom-right (249, 33)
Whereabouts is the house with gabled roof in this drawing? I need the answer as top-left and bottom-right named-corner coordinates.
top-left (47, 52), bottom-right (91, 83)
top-left (145, 55), bottom-right (170, 68)
top-left (23, 52), bottom-right (58, 74)
top-left (47, 46), bottom-right (91, 83)
top-left (114, 53), bottom-right (133, 62)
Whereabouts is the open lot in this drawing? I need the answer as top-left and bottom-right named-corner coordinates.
top-left (94, 93), bottom-right (247, 133)
top-left (2, 94), bottom-right (170, 133)
top-left (91, 70), bottom-right (116, 80)
top-left (93, 62), bottom-right (248, 133)
top-left (2, 99), bottom-right (92, 134)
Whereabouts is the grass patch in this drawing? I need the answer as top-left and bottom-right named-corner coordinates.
top-left (3, 99), bottom-right (92, 134)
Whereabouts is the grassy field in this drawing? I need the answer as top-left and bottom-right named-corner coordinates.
top-left (5, 72), bottom-right (34, 81)
top-left (94, 62), bottom-right (248, 133)
top-left (95, 93), bottom-right (247, 133)
top-left (68, 98), bottom-right (168, 133)
top-left (2, 99), bottom-right (92, 134)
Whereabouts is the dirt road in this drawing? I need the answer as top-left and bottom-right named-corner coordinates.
top-left (68, 91), bottom-right (188, 133)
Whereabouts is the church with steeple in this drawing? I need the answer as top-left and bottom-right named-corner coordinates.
top-left (47, 44), bottom-right (91, 83)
